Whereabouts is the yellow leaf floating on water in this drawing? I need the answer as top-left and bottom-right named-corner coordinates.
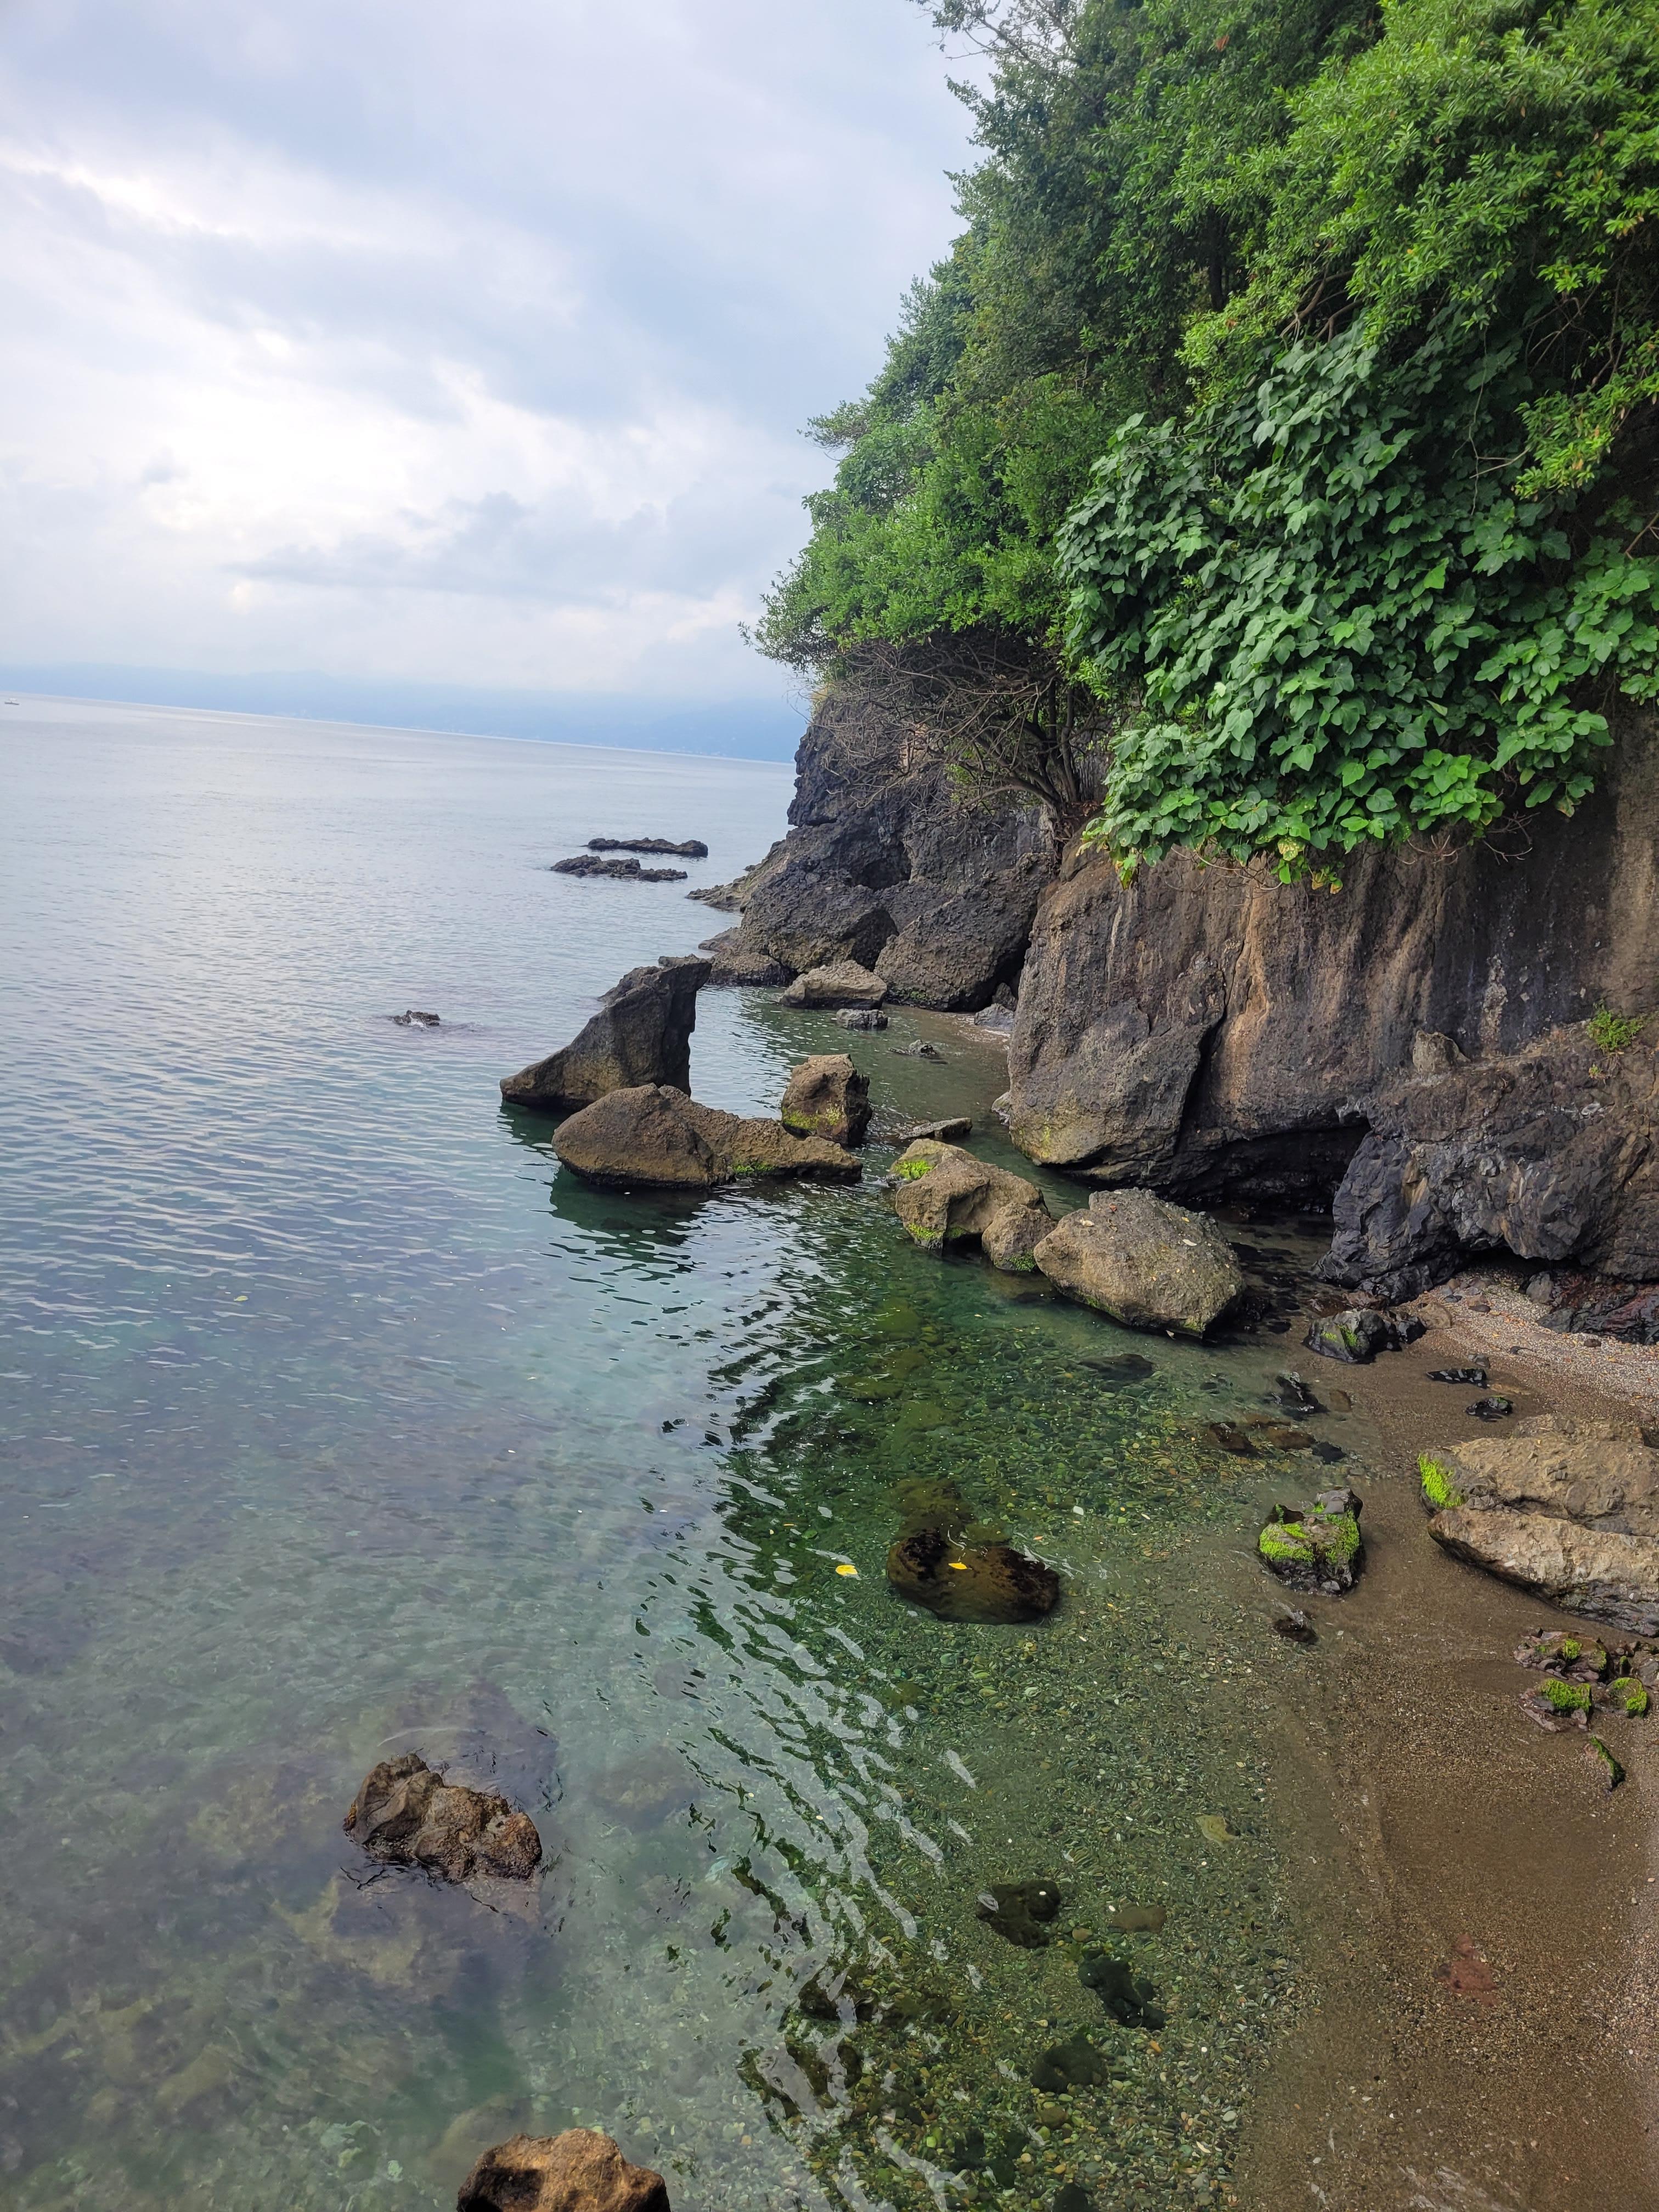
top-left (1197, 1814), bottom-right (1235, 1845)
top-left (948, 1561), bottom-right (969, 1572)
top-left (834, 1563), bottom-right (859, 1577)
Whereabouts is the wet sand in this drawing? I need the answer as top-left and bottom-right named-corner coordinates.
top-left (1235, 1294), bottom-right (1659, 2212)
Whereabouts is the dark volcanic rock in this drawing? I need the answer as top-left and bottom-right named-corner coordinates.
top-left (1004, 735), bottom-right (1659, 1295)
top-left (393, 1008), bottom-right (441, 1027)
top-left (836, 1007), bottom-right (888, 1031)
top-left (977, 1879), bottom-right (1063, 1947)
top-left (1079, 1951), bottom-right (1165, 2029)
top-left (699, 689), bottom-right (1053, 1008)
top-left (551, 854), bottom-right (687, 882)
top-left (456, 2129), bottom-right (669, 2212)
top-left (588, 836), bottom-right (708, 858)
top-left (552, 1085), bottom-right (861, 1189)
top-left (500, 957), bottom-right (709, 1111)
top-left (781, 1053), bottom-right (870, 1147)
top-left (1302, 1306), bottom-right (1425, 1363)
top-left (343, 1752), bottom-right (541, 1882)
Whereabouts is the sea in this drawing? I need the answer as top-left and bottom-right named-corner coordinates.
top-left (1, 696), bottom-right (1328, 2211)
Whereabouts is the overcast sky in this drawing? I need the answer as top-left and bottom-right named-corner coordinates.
top-left (0, 0), bottom-right (977, 731)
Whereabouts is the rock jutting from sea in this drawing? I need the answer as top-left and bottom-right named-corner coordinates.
top-left (552, 1084), bottom-right (862, 1189)
top-left (500, 956), bottom-right (709, 1111)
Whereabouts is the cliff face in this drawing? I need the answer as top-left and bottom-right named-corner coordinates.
top-left (723, 691), bottom-right (1659, 1297)
top-left (712, 691), bottom-right (1053, 1010)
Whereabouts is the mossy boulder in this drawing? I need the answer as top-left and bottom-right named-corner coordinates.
top-left (1419, 1455), bottom-right (1465, 1512)
top-left (1586, 1734), bottom-right (1626, 1790)
top-left (889, 1139), bottom-right (1053, 1272)
top-left (1302, 1306), bottom-right (1425, 1363)
top-left (780, 1053), bottom-right (870, 1147)
top-left (1257, 1486), bottom-right (1364, 1594)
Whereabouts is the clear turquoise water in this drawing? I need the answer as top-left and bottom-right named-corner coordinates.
top-left (1, 699), bottom-right (1322, 2211)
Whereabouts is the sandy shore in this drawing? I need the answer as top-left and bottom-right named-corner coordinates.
top-left (1235, 1283), bottom-right (1659, 2212)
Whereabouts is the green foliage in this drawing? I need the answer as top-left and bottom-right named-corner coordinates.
top-left (1608, 1675), bottom-right (1649, 1716)
top-left (1588, 1003), bottom-right (1648, 1051)
top-left (1418, 1455), bottom-right (1464, 1511)
top-left (757, 0), bottom-right (1659, 871)
top-left (1541, 1677), bottom-right (1592, 1713)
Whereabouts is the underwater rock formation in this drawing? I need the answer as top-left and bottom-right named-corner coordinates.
top-left (1257, 1486), bottom-right (1365, 1594)
top-left (886, 1524), bottom-right (1059, 1623)
top-left (456, 2128), bottom-right (669, 2212)
top-left (1420, 1417), bottom-right (1659, 1631)
top-left (889, 1138), bottom-right (1052, 1271)
top-left (342, 1752), bottom-right (541, 1882)
top-left (1032, 1188), bottom-right (1243, 1336)
top-left (500, 956), bottom-right (710, 1110)
top-left (780, 960), bottom-right (889, 1009)
top-left (1079, 1951), bottom-right (1166, 2029)
top-left (781, 1053), bottom-right (871, 1147)
top-left (551, 1085), bottom-right (862, 1190)
top-left (975, 1880), bottom-right (1063, 1948)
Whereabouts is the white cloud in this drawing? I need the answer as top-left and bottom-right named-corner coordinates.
top-left (0, 0), bottom-right (975, 701)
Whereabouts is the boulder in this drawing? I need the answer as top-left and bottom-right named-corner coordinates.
top-left (552, 1085), bottom-right (861, 1189)
top-left (550, 855), bottom-right (686, 882)
top-left (456, 2129), bottom-right (669, 2212)
top-left (343, 1753), bottom-right (541, 1883)
top-left (1257, 1486), bottom-right (1365, 1594)
top-left (1032, 1188), bottom-right (1243, 1336)
top-left (744, 868), bottom-right (894, 973)
top-left (835, 1007), bottom-right (888, 1031)
top-left (588, 836), bottom-right (708, 858)
top-left (781, 961), bottom-right (888, 1010)
top-left (1419, 1419), bottom-right (1659, 1630)
top-left (501, 957), bottom-right (710, 1111)
top-left (887, 1525), bottom-right (1060, 1623)
top-left (874, 877), bottom-right (1042, 1011)
top-left (889, 1139), bottom-right (1052, 1272)
top-left (781, 1054), bottom-right (870, 1147)
top-left (698, 928), bottom-right (790, 988)
top-left (1302, 1306), bottom-right (1425, 1363)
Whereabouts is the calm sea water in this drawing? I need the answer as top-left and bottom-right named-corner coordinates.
top-left (1, 698), bottom-right (1327, 2212)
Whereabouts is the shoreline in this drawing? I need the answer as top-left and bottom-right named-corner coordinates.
top-left (1235, 1289), bottom-right (1659, 2210)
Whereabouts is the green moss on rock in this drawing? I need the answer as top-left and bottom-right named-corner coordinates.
top-left (1542, 1678), bottom-right (1592, 1714)
top-left (1418, 1455), bottom-right (1464, 1512)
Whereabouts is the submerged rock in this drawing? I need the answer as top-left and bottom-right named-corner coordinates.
top-left (393, 1008), bottom-right (441, 1027)
top-left (1030, 2034), bottom-right (1109, 2092)
top-left (887, 1525), bottom-right (1059, 1623)
top-left (1103, 1901), bottom-right (1167, 1933)
top-left (903, 1115), bottom-right (972, 1142)
top-left (551, 1085), bottom-right (861, 1190)
top-left (501, 956), bottom-right (710, 1110)
top-left (343, 1752), bottom-right (541, 1882)
top-left (781, 1053), bottom-right (871, 1147)
top-left (1032, 1188), bottom-right (1243, 1338)
top-left (976, 1879), bottom-right (1063, 1948)
top-left (834, 1007), bottom-right (888, 1030)
top-left (889, 1138), bottom-right (1053, 1272)
top-left (1302, 1306), bottom-right (1425, 1363)
top-left (1079, 1951), bottom-right (1165, 2029)
top-left (1420, 1421), bottom-right (1659, 1630)
top-left (780, 959), bottom-right (888, 1010)
top-left (1257, 1486), bottom-right (1364, 1594)
top-left (456, 2130), bottom-right (669, 2212)
top-left (1081, 1351), bottom-right (1156, 1387)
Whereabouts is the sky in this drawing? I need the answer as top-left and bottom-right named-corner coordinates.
top-left (0, 0), bottom-right (980, 751)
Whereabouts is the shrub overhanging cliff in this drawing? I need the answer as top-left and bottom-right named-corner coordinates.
top-left (757, 0), bottom-right (1659, 879)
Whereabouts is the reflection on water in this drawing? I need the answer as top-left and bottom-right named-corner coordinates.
top-left (1, 701), bottom-right (1327, 2210)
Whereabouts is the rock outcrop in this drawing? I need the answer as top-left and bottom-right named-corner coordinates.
top-left (551, 1085), bottom-right (861, 1189)
top-left (889, 1139), bottom-right (1052, 1271)
top-left (703, 689), bottom-right (1053, 1010)
top-left (501, 957), bottom-right (709, 1111)
top-left (1031, 1188), bottom-right (1243, 1336)
top-left (588, 836), bottom-right (707, 858)
top-left (551, 855), bottom-right (687, 882)
top-left (1006, 736), bottom-right (1659, 1297)
top-left (781, 1054), bottom-right (870, 1147)
top-left (780, 961), bottom-right (888, 1009)
top-left (698, 928), bottom-right (790, 988)
top-left (343, 1753), bottom-right (541, 1882)
top-left (1420, 1417), bottom-right (1659, 1631)
top-left (457, 2130), bottom-right (669, 2212)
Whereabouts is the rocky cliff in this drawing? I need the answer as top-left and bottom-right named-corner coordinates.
top-left (714, 695), bottom-right (1659, 1306)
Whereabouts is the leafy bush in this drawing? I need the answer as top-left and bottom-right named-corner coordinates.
top-left (1588, 1003), bottom-right (1648, 1051)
